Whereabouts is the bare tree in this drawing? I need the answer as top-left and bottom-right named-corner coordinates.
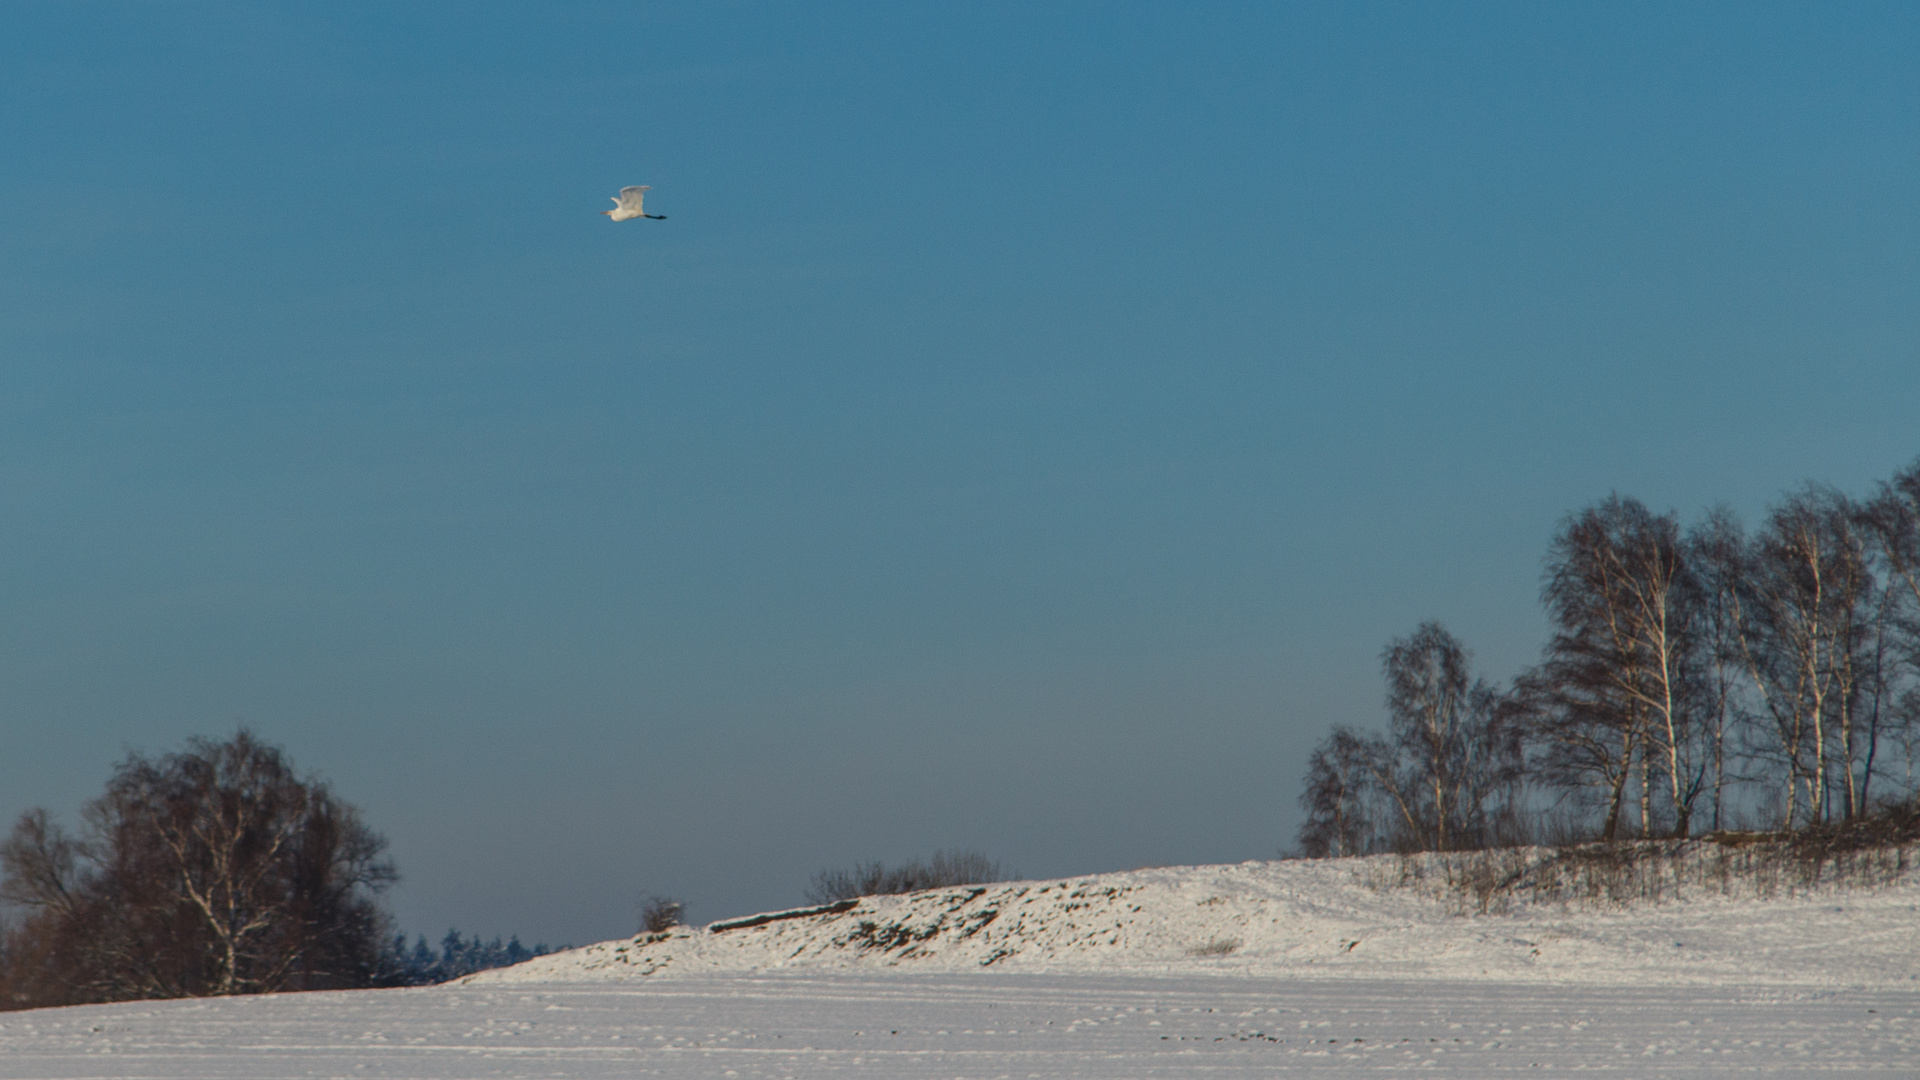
top-left (1861, 457), bottom-right (1920, 803)
top-left (0, 730), bottom-right (395, 1008)
top-left (1736, 488), bottom-right (1885, 825)
top-left (1524, 497), bottom-right (1710, 838)
top-left (1295, 727), bottom-right (1393, 857)
top-left (1688, 507), bottom-right (1751, 832)
top-left (1297, 623), bottom-right (1521, 856)
top-left (0, 810), bottom-right (102, 1009)
top-left (1383, 624), bottom-right (1473, 850)
top-left (1379, 623), bottom-right (1520, 850)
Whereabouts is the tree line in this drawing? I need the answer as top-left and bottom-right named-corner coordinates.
top-left (375, 929), bottom-right (557, 987)
top-left (1298, 457), bottom-right (1920, 856)
top-left (0, 731), bottom-right (547, 1010)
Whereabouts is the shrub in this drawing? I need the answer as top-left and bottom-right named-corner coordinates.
top-left (805, 849), bottom-right (1008, 904)
top-left (1189, 937), bottom-right (1240, 957)
top-left (1362, 797), bottom-right (1919, 915)
top-left (638, 894), bottom-right (685, 933)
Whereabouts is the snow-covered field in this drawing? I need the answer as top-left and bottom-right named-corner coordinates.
top-left (3, 854), bottom-right (1916, 1077)
top-left (4, 974), bottom-right (1916, 1077)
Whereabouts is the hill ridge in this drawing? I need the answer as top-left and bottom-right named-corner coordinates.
top-left (467, 852), bottom-right (1920, 989)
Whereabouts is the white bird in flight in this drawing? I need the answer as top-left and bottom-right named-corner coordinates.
top-left (603, 185), bottom-right (667, 221)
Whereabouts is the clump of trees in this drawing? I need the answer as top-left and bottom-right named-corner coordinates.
top-left (1298, 457), bottom-right (1920, 855)
top-left (1296, 623), bottom-right (1525, 857)
top-left (0, 731), bottom-right (396, 1009)
top-left (805, 849), bottom-right (1009, 904)
top-left (0, 732), bottom-right (565, 1008)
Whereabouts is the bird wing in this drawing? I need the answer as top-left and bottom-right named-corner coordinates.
top-left (617, 186), bottom-right (651, 212)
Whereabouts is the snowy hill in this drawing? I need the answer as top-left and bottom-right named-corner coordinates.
top-left (10, 850), bottom-right (1916, 1077)
top-left (469, 851), bottom-right (1920, 989)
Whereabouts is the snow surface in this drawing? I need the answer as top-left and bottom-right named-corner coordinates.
top-left (2, 855), bottom-right (1916, 1077)
top-left (3, 975), bottom-right (1916, 1077)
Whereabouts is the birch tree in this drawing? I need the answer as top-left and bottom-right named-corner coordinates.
top-left (1295, 727), bottom-right (1395, 857)
top-left (1687, 507), bottom-right (1752, 832)
top-left (1297, 624), bottom-right (1520, 855)
top-left (1523, 497), bottom-right (1714, 838)
top-left (1861, 457), bottom-right (1920, 801)
top-left (1380, 623), bottom-right (1521, 850)
top-left (1738, 488), bottom-right (1882, 824)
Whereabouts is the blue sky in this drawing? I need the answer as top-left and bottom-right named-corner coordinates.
top-left (2, 2), bottom-right (1915, 946)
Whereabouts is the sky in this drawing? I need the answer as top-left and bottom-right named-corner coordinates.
top-left (1, 1), bottom-right (1915, 948)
